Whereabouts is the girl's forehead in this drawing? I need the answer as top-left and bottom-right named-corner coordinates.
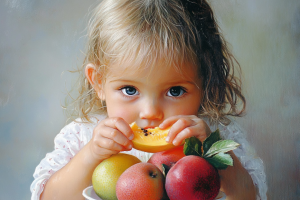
top-left (106, 59), bottom-right (200, 84)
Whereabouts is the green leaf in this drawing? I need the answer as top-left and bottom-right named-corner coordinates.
top-left (203, 129), bottom-right (222, 155)
top-left (162, 164), bottom-right (170, 177)
top-left (214, 152), bottom-right (234, 166)
top-left (205, 152), bottom-right (233, 170)
top-left (204, 140), bottom-right (239, 158)
top-left (183, 137), bottom-right (203, 157)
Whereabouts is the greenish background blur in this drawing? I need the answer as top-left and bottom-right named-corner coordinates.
top-left (0, 0), bottom-right (299, 199)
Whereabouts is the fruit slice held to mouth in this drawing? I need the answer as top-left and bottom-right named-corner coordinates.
top-left (130, 122), bottom-right (178, 153)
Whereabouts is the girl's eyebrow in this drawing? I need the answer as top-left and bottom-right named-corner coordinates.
top-left (109, 78), bottom-right (196, 86)
top-left (108, 79), bottom-right (139, 83)
top-left (165, 80), bottom-right (196, 85)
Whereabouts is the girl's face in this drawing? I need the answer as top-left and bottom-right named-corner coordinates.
top-left (100, 61), bottom-right (203, 128)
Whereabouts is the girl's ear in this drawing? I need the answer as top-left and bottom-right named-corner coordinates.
top-left (85, 63), bottom-right (105, 100)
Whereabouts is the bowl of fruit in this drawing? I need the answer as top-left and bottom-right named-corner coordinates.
top-left (83, 127), bottom-right (237, 200)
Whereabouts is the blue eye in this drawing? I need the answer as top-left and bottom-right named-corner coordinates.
top-left (167, 86), bottom-right (186, 97)
top-left (121, 86), bottom-right (139, 96)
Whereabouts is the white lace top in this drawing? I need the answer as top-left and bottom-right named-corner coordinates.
top-left (30, 114), bottom-right (267, 200)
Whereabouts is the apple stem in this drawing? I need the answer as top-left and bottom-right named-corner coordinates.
top-left (149, 171), bottom-right (157, 178)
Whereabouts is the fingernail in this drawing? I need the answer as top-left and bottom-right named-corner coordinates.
top-left (127, 144), bottom-right (132, 149)
top-left (173, 140), bottom-right (177, 146)
top-left (129, 134), bottom-right (134, 140)
top-left (166, 136), bottom-right (170, 142)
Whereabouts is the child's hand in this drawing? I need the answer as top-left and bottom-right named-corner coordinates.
top-left (159, 115), bottom-right (211, 146)
top-left (88, 117), bottom-right (134, 161)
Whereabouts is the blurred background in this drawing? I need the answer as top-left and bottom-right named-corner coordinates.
top-left (0, 0), bottom-right (299, 199)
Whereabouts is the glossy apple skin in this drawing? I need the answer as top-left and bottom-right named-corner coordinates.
top-left (148, 145), bottom-right (185, 172)
top-left (165, 155), bottom-right (220, 200)
top-left (116, 163), bottom-right (166, 200)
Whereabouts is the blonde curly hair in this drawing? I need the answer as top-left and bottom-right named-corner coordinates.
top-left (66, 0), bottom-right (246, 125)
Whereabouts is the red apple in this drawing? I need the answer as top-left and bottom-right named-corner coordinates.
top-left (148, 145), bottom-right (185, 172)
top-left (116, 163), bottom-right (167, 200)
top-left (165, 155), bottom-right (220, 200)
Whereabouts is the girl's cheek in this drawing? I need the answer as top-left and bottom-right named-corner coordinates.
top-left (164, 101), bottom-right (200, 117)
top-left (107, 103), bottom-right (137, 123)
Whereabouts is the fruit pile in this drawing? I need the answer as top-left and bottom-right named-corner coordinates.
top-left (92, 128), bottom-right (239, 200)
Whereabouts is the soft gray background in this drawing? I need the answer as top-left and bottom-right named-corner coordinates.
top-left (0, 0), bottom-right (299, 199)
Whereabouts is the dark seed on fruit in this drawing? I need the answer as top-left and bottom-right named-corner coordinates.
top-left (144, 133), bottom-right (148, 136)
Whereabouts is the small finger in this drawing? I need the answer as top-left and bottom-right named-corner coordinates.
top-left (159, 115), bottom-right (183, 129)
top-left (172, 126), bottom-right (197, 146)
top-left (103, 117), bottom-right (134, 140)
top-left (166, 118), bottom-right (195, 143)
top-left (101, 127), bottom-right (132, 149)
top-left (95, 136), bottom-right (125, 151)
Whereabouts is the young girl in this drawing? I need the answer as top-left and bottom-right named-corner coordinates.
top-left (31, 0), bottom-right (267, 199)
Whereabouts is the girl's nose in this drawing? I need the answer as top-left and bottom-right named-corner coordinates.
top-left (139, 99), bottom-right (163, 121)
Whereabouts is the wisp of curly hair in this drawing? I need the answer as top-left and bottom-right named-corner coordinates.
top-left (67, 0), bottom-right (246, 125)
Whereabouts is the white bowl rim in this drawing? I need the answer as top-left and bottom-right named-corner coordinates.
top-left (82, 186), bottom-right (99, 200)
top-left (83, 185), bottom-right (225, 200)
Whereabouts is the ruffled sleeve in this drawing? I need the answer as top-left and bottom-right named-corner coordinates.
top-left (30, 119), bottom-right (98, 200)
top-left (216, 119), bottom-right (268, 200)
